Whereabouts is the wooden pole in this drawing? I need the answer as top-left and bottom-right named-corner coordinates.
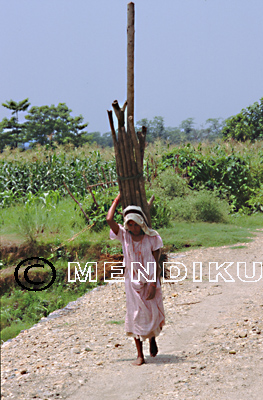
top-left (128, 117), bottom-right (152, 227)
top-left (127, 2), bottom-right (135, 121)
top-left (112, 100), bottom-right (131, 208)
top-left (126, 2), bottom-right (142, 208)
top-left (107, 109), bottom-right (125, 209)
top-left (107, 2), bottom-right (153, 227)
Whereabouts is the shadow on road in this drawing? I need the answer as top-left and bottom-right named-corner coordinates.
top-left (115, 353), bottom-right (185, 365)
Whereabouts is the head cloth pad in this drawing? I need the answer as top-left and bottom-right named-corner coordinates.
top-left (123, 205), bottom-right (159, 237)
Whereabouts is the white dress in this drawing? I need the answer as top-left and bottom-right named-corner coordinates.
top-left (110, 224), bottom-right (165, 340)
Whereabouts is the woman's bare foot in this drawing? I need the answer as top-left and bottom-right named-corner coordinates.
top-left (132, 356), bottom-right (145, 366)
top-left (132, 338), bottom-right (145, 365)
top-left (149, 337), bottom-right (158, 357)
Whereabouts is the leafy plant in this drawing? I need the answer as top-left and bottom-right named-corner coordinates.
top-left (169, 190), bottom-right (230, 223)
top-left (150, 167), bottom-right (190, 200)
top-left (246, 185), bottom-right (263, 212)
top-left (222, 98), bottom-right (263, 141)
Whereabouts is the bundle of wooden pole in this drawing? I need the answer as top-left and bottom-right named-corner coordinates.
top-left (107, 2), bottom-right (153, 227)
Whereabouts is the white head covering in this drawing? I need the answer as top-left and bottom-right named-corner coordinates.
top-left (123, 205), bottom-right (159, 237)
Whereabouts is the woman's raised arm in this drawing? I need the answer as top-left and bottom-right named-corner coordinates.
top-left (106, 193), bottom-right (121, 235)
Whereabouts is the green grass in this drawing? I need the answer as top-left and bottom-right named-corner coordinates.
top-left (1, 198), bottom-right (261, 265)
top-left (0, 321), bottom-right (34, 343)
top-left (228, 213), bottom-right (263, 229)
top-left (0, 264), bottom-right (97, 343)
top-left (0, 198), bottom-right (122, 267)
top-left (1, 197), bottom-right (87, 244)
top-left (106, 320), bottom-right (125, 325)
top-left (2, 198), bottom-right (261, 251)
top-left (0, 197), bottom-right (123, 247)
top-left (229, 245), bottom-right (247, 249)
top-left (159, 219), bottom-right (256, 251)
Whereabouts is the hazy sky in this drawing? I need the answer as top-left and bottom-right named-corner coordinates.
top-left (1, 0), bottom-right (262, 134)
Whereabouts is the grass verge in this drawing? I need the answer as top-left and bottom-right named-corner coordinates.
top-left (159, 214), bottom-right (262, 252)
top-left (0, 260), bottom-right (99, 343)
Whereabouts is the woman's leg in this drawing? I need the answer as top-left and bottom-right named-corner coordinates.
top-left (132, 338), bottom-right (145, 365)
top-left (149, 336), bottom-right (158, 357)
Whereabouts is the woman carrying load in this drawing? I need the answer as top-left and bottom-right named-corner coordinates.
top-left (106, 193), bottom-right (165, 365)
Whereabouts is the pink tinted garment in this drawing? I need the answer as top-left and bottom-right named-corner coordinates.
top-left (110, 224), bottom-right (165, 340)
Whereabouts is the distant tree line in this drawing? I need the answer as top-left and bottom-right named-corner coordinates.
top-left (47, 115), bottom-right (225, 148)
top-left (0, 97), bottom-right (262, 151)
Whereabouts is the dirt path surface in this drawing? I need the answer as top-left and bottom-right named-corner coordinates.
top-left (1, 231), bottom-right (263, 400)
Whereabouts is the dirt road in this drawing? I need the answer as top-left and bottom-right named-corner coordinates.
top-left (1, 231), bottom-right (263, 400)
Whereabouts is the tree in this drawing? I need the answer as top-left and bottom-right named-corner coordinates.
top-left (204, 118), bottom-right (225, 139)
top-left (193, 118), bottom-right (225, 142)
top-left (222, 98), bottom-right (263, 141)
top-left (136, 116), bottom-right (166, 143)
top-left (88, 131), bottom-right (113, 147)
top-left (165, 126), bottom-right (182, 144)
top-left (151, 116), bottom-right (166, 141)
top-left (0, 119), bottom-right (12, 151)
top-left (179, 118), bottom-right (200, 142)
top-left (2, 98), bottom-right (30, 120)
top-left (25, 103), bottom-right (89, 147)
top-left (1, 98), bottom-right (30, 148)
top-left (0, 117), bottom-right (17, 150)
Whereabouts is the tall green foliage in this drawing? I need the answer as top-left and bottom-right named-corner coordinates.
top-left (157, 143), bottom-right (262, 211)
top-left (0, 150), bottom-right (117, 207)
top-left (222, 98), bottom-right (263, 141)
